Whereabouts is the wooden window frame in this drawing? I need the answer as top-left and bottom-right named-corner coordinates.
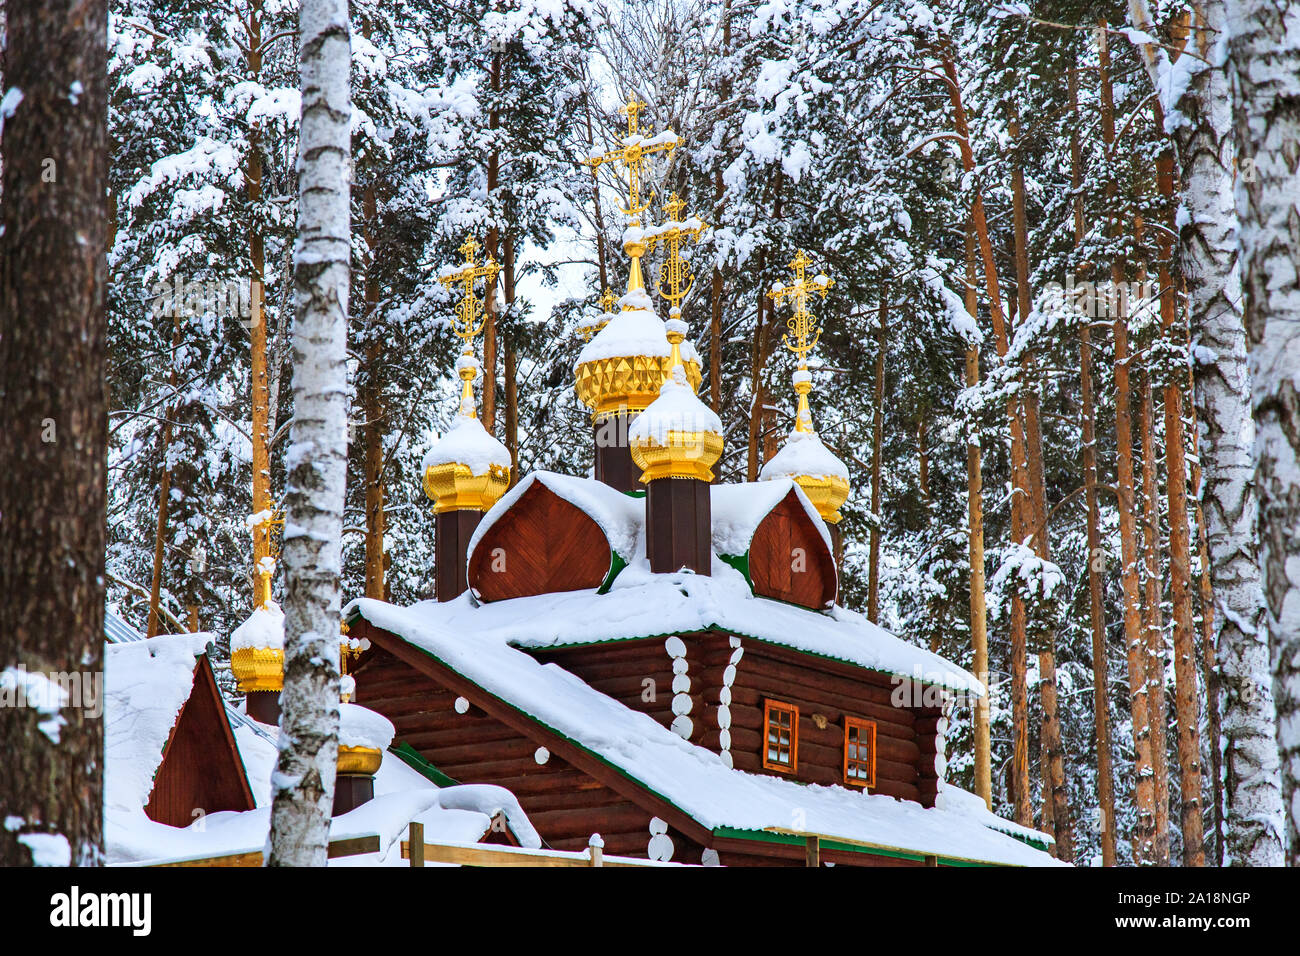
top-left (762, 699), bottom-right (799, 774)
top-left (843, 716), bottom-right (877, 789)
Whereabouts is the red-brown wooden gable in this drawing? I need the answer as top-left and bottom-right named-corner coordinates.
top-left (144, 656), bottom-right (255, 828)
top-left (747, 489), bottom-right (836, 609)
top-left (467, 482), bottom-right (612, 601)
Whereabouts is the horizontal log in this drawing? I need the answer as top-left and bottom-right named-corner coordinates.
top-left (526, 803), bottom-right (649, 838)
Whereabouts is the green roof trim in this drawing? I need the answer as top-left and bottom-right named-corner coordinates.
top-left (710, 826), bottom-right (1001, 868)
top-left (597, 550), bottom-right (629, 595)
top-left (389, 740), bottom-right (460, 787)
top-left (718, 552), bottom-right (751, 587)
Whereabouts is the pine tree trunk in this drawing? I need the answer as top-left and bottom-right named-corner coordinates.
top-left (1009, 102), bottom-right (1073, 858)
top-left (963, 220), bottom-right (991, 809)
top-left (1072, 66), bottom-right (1117, 865)
top-left (1225, 0), bottom-right (1300, 866)
top-left (868, 296), bottom-right (886, 623)
top-left (0, 0), bottom-right (108, 866)
top-left (1170, 0), bottom-right (1286, 868)
top-left (1155, 150), bottom-right (1206, 867)
top-left (1099, 22), bottom-right (1157, 863)
top-left (1138, 366), bottom-right (1173, 865)
top-left (267, 0), bottom-right (349, 866)
top-left (504, 234), bottom-right (520, 484)
top-left (147, 313), bottom-right (183, 635)
top-left (247, 0), bottom-right (272, 606)
top-left (362, 184), bottom-right (385, 600)
top-left (708, 4), bottom-right (730, 415)
top-left (941, 52), bottom-right (1032, 825)
top-left (481, 52), bottom-right (502, 433)
top-left (746, 255), bottom-right (768, 482)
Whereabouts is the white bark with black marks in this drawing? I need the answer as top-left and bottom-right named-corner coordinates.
top-left (267, 0), bottom-right (351, 867)
top-left (1179, 0), bottom-right (1284, 868)
top-left (1226, 0), bottom-right (1300, 866)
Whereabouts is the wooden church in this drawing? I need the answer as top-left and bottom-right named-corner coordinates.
top-left (337, 102), bottom-right (1060, 867)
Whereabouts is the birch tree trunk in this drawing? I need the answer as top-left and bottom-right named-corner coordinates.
top-left (1225, 0), bottom-right (1300, 867)
top-left (267, 0), bottom-right (350, 867)
top-left (0, 0), bottom-right (108, 866)
top-left (1127, 0), bottom-right (1285, 867)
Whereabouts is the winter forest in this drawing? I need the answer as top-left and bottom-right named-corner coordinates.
top-left (3, 0), bottom-right (1300, 874)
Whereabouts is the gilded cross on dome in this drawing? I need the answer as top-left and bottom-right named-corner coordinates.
top-left (768, 251), bottom-right (833, 433)
top-left (645, 192), bottom-right (707, 316)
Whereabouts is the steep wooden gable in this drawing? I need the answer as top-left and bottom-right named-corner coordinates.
top-left (747, 488), bottom-right (837, 609)
top-left (468, 481), bottom-right (615, 601)
top-left (144, 655), bottom-right (256, 827)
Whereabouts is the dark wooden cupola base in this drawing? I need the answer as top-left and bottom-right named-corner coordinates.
top-left (593, 413), bottom-right (640, 493)
top-left (245, 689), bottom-right (281, 726)
top-left (332, 774), bottom-right (375, 816)
top-left (645, 477), bottom-right (711, 574)
top-left (435, 509), bottom-right (483, 601)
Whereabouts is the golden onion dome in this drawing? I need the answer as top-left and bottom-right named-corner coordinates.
top-left (230, 602), bottom-right (285, 694)
top-left (337, 703), bottom-right (394, 775)
top-left (574, 226), bottom-right (702, 419)
top-left (760, 370), bottom-right (851, 522)
top-left (629, 319), bottom-right (724, 482)
top-left (422, 352), bottom-right (511, 513)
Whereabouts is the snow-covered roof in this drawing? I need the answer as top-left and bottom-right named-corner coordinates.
top-left (104, 634), bottom-right (541, 865)
top-left (346, 598), bottom-right (1059, 866)
top-left (410, 512), bottom-right (978, 693)
top-left (105, 633), bottom-right (212, 814)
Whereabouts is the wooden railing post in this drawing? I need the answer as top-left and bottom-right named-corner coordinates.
top-left (805, 836), bottom-right (820, 867)
top-left (588, 833), bottom-right (604, 867)
top-left (410, 822), bottom-right (425, 867)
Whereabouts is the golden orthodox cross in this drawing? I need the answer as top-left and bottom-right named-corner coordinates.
top-left (768, 251), bottom-right (833, 433)
top-left (584, 97), bottom-right (679, 224)
top-left (645, 192), bottom-right (707, 315)
top-left (438, 237), bottom-right (500, 416)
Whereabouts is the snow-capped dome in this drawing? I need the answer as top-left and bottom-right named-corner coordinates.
top-left (230, 602), bottom-right (285, 693)
top-left (574, 288), bottom-right (703, 417)
top-left (422, 415), bottom-right (511, 514)
top-left (422, 415), bottom-right (510, 477)
top-left (339, 702), bottom-right (395, 752)
top-left (629, 317), bottom-right (724, 483)
top-left (760, 428), bottom-right (851, 523)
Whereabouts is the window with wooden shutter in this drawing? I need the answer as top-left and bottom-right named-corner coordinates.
top-left (843, 717), bottom-right (876, 788)
top-left (763, 699), bottom-right (798, 773)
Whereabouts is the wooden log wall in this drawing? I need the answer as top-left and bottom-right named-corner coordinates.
top-left (353, 643), bottom-right (709, 861)
top-left (528, 634), bottom-right (946, 807)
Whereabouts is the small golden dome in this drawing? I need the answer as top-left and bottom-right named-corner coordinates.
top-left (337, 746), bottom-right (383, 775)
top-left (629, 322), bottom-right (724, 482)
top-left (422, 352), bottom-right (511, 513)
top-left (231, 645), bottom-right (284, 694)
